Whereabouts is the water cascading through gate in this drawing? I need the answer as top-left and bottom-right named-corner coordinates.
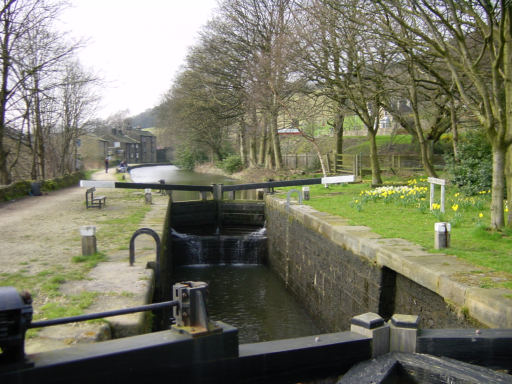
top-left (170, 227), bottom-right (267, 266)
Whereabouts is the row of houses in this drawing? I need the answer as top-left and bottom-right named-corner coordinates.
top-left (78, 127), bottom-right (157, 169)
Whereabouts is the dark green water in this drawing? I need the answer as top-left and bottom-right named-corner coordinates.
top-left (172, 265), bottom-right (321, 343)
top-left (132, 165), bottom-right (321, 343)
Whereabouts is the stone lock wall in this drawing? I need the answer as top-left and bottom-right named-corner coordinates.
top-left (265, 205), bottom-right (383, 331)
top-left (265, 197), bottom-right (511, 331)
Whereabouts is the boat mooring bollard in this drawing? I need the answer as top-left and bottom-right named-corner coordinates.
top-left (80, 226), bottom-right (97, 256)
top-left (302, 186), bottom-right (310, 201)
top-left (434, 222), bottom-right (451, 249)
top-left (256, 188), bottom-right (264, 200)
top-left (144, 189), bottom-right (152, 204)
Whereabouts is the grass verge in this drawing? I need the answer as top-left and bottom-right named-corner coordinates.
top-left (277, 177), bottom-right (512, 290)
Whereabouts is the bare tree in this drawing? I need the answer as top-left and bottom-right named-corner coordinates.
top-left (56, 61), bottom-right (99, 174)
top-left (0, 0), bottom-right (78, 183)
top-left (377, 0), bottom-right (512, 228)
top-left (293, 0), bottom-right (402, 184)
top-left (219, 0), bottom-right (297, 170)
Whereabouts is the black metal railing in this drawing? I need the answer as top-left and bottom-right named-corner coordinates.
top-left (29, 300), bottom-right (178, 328)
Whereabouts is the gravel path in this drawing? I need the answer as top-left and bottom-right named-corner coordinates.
top-left (0, 170), bottom-right (168, 353)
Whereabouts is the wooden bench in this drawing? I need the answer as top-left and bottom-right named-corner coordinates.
top-left (85, 187), bottom-right (106, 209)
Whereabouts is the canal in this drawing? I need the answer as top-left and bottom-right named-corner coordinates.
top-left (130, 165), bottom-right (322, 343)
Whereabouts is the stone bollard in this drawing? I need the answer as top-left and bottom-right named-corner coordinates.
top-left (389, 314), bottom-right (419, 353)
top-left (256, 189), bottom-right (264, 200)
top-left (434, 222), bottom-right (451, 249)
top-left (144, 188), bottom-right (152, 204)
top-left (302, 186), bottom-right (310, 201)
top-left (80, 226), bottom-right (97, 256)
top-left (350, 312), bottom-right (389, 357)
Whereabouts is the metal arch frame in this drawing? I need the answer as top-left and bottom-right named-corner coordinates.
top-left (129, 228), bottom-right (161, 288)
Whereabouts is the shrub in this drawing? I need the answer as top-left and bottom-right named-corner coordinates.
top-left (174, 148), bottom-right (207, 171)
top-left (218, 155), bottom-right (243, 174)
top-left (445, 130), bottom-right (493, 195)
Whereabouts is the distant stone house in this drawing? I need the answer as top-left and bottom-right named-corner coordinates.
top-left (124, 128), bottom-right (156, 163)
top-left (78, 133), bottom-right (109, 169)
top-left (78, 127), bottom-right (157, 169)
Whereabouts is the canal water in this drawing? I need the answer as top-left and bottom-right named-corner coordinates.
top-left (130, 165), bottom-right (321, 343)
top-left (129, 165), bottom-right (256, 200)
top-left (172, 265), bottom-right (320, 343)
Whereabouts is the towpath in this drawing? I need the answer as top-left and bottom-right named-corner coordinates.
top-left (0, 170), bottom-right (168, 353)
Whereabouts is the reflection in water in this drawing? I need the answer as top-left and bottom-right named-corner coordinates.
top-left (172, 265), bottom-right (321, 343)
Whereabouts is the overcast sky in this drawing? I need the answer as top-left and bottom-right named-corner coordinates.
top-left (58, 0), bottom-right (219, 119)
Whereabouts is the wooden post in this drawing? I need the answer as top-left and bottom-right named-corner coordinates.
top-left (428, 177), bottom-right (447, 213)
top-left (80, 226), bottom-right (97, 256)
top-left (440, 184), bottom-right (446, 212)
top-left (212, 184), bottom-right (223, 201)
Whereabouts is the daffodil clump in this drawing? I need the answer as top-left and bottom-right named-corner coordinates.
top-left (358, 178), bottom-right (428, 206)
top-left (353, 179), bottom-right (507, 226)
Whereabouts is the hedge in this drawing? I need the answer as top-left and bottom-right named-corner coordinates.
top-left (0, 171), bottom-right (85, 201)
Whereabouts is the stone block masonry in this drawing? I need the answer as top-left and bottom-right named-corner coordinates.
top-left (265, 197), bottom-right (512, 330)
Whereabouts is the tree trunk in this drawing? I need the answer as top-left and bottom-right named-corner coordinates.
top-left (409, 81), bottom-right (437, 177)
top-left (450, 96), bottom-right (459, 161)
top-left (269, 108), bottom-right (282, 169)
top-left (248, 136), bottom-right (257, 167)
top-left (238, 123), bottom-right (247, 166)
top-left (0, 17), bottom-right (11, 185)
top-left (506, 146), bottom-right (512, 227)
top-left (334, 109), bottom-right (344, 172)
top-left (312, 140), bottom-right (328, 177)
top-left (504, 8), bottom-right (512, 228)
top-left (257, 117), bottom-right (268, 166)
top-left (490, 145), bottom-right (506, 229)
top-left (418, 137), bottom-right (437, 177)
top-left (368, 129), bottom-right (382, 185)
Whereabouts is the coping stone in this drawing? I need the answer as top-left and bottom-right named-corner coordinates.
top-left (391, 314), bottom-right (420, 328)
top-left (351, 312), bottom-right (385, 329)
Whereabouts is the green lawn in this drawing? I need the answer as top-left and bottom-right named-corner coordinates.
top-left (276, 178), bottom-right (512, 289)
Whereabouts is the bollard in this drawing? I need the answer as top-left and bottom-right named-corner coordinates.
top-left (80, 226), bottom-right (97, 256)
top-left (302, 186), bottom-right (310, 201)
top-left (389, 314), bottom-right (419, 353)
top-left (350, 312), bottom-right (389, 357)
top-left (256, 188), bottom-right (264, 200)
top-left (434, 222), bottom-right (451, 249)
top-left (144, 188), bottom-right (152, 204)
